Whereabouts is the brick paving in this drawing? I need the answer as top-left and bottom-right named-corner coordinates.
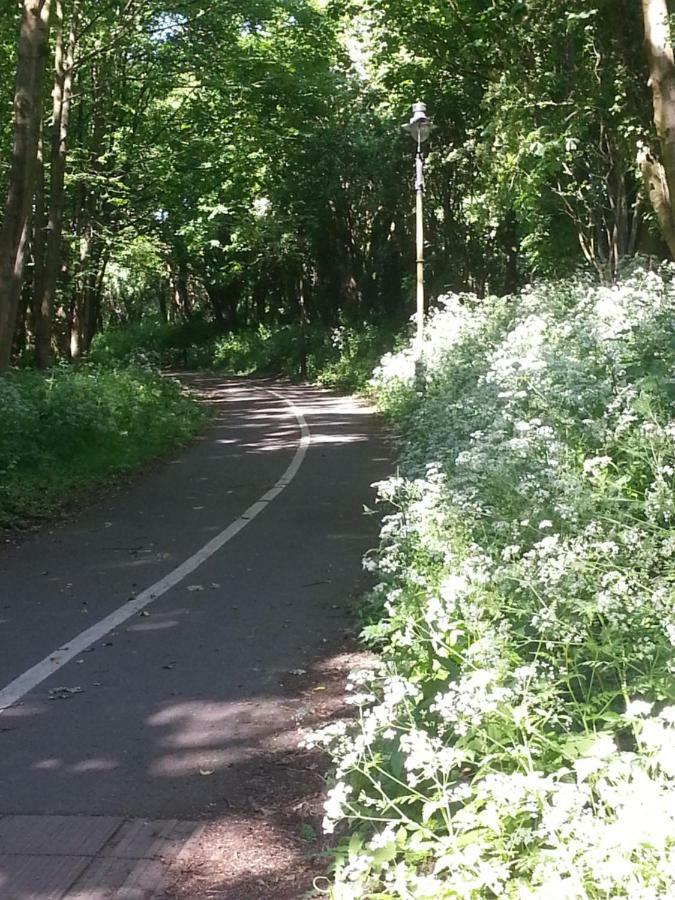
top-left (0, 816), bottom-right (201, 899)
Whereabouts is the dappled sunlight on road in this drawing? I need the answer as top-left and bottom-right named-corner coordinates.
top-left (0, 648), bottom-right (368, 899)
top-left (0, 375), bottom-right (390, 899)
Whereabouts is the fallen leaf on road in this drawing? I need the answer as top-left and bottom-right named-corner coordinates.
top-left (49, 686), bottom-right (84, 700)
top-left (312, 685), bottom-right (326, 692)
top-left (199, 769), bottom-right (215, 776)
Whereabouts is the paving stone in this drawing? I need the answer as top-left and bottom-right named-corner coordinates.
top-left (0, 853), bottom-right (90, 900)
top-left (101, 819), bottom-right (197, 861)
top-left (0, 815), bottom-right (122, 857)
top-left (64, 855), bottom-right (173, 899)
top-left (62, 856), bottom-right (140, 899)
top-left (0, 817), bottom-right (199, 899)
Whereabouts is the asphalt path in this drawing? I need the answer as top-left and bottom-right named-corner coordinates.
top-left (0, 376), bottom-right (390, 897)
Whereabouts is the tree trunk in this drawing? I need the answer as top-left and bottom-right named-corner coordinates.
top-left (31, 129), bottom-right (47, 356)
top-left (206, 283), bottom-right (228, 329)
top-left (158, 279), bottom-right (168, 323)
top-left (298, 271), bottom-right (308, 380)
top-left (0, 0), bottom-right (53, 370)
top-left (70, 220), bottom-right (91, 359)
top-left (176, 258), bottom-right (191, 321)
top-left (37, 0), bottom-right (78, 368)
top-left (81, 246), bottom-right (108, 353)
top-left (14, 275), bottom-right (32, 358)
top-left (641, 0), bottom-right (675, 257)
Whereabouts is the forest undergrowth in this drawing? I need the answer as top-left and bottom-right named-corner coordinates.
top-left (91, 317), bottom-right (398, 393)
top-left (308, 264), bottom-right (675, 898)
top-left (0, 366), bottom-right (208, 528)
top-left (0, 316), bottom-right (394, 529)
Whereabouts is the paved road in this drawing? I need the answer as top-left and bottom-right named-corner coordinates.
top-left (0, 376), bottom-right (389, 899)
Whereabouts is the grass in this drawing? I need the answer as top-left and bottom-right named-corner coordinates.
top-left (0, 365), bottom-right (210, 528)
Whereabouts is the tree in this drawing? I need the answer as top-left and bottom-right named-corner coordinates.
top-left (0, 0), bottom-right (672, 370)
top-left (32, 0), bottom-right (78, 367)
top-left (640, 0), bottom-right (675, 258)
top-left (0, 0), bottom-right (52, 370)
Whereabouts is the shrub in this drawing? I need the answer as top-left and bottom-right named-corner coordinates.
top-left (0, 365), bottom-right (208, 526)
top-left (310, 265), bottom-right (675, 898)
top-left (92, 316), bottom-right (399, 392)
top-left (89, 318), bottom-right (219, 368)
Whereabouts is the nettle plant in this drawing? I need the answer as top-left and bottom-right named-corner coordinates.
top-left (308, 265), bottom-right (675, 898)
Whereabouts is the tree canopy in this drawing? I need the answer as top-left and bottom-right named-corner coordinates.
top-left (0, 0), bottom-right (673, 368)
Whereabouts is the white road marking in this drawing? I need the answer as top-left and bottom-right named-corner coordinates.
top-left (0, 386), bottom-right (311, 714)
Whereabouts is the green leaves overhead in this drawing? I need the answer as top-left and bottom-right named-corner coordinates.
top-left (0, 0), bottom-right (664, 361)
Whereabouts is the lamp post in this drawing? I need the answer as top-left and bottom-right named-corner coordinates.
top-left (403, 101), bottom-right (432, 386)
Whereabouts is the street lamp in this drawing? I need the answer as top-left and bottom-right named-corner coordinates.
top-left (403, 101), bottom-right (433, 386)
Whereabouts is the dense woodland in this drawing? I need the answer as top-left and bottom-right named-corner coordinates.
top-left (1, 0), bottom-right (675, 370)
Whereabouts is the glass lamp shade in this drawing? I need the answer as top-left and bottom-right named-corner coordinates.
top-left (403, 101), bottom-right (432, 143)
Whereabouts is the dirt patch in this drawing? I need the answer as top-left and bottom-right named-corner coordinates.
top-left (161, 650), bottom-right (375, 900)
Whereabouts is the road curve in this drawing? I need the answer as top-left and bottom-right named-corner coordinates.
top-left (0, 375), bottom-right (390, 898)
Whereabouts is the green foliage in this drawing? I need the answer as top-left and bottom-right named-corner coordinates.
top-left (477, 0), bottom-right (648, 277)
top-left (311, 265), bottom-right (675, 897)
top-left (0, 365), bottom-right (209, 527)
top-left (315, 322), bottom-right (399, 392)
top-left (93, 315), bottom-right (399, 392)
top-left (0, 1), bottom-right (16, 200)
top-left (90, 319), bottom-right (219, 368)
top-left (207, 321), bottom-right (396, 392)
top-left (2, 0), bottom-right (664, 366)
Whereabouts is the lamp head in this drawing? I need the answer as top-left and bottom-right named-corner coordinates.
top-left (403, 101), bottom-right (433, 143)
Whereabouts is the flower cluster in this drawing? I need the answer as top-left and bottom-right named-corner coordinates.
top-left (313, 266), bottom-right (675, 898)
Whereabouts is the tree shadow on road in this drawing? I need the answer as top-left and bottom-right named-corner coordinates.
top-left (0, 375), bottom-right (391, 899)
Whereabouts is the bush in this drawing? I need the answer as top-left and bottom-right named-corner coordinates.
top-left (89, 318), bottom-right (219, 368)
top-left (92, 316), bottom-right (399, 393)
top-left (310, 265), bottom-right (675, 898)
top-left (0, 364), bottom-right (209, 526)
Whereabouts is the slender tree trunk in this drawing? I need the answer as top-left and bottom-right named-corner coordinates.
top-left (81, 246), bottom-right (108, 353)
top-left (37, 0), bottom-right (78, 368)
top-left (14, 276), bottom-right (32, 357)
top-left (628, 200), bottom-right (643, 256)
top-left (70, 219), bottom-right (91, 359)
top-left (298, 271), bottom-right (308, 380)
top-left (226, 280), bottom-right (239, 330)
top-left (158, 279), bottom-right (168, 323)
top-left (176, 258), bottom-right (191, 321)
top-left (31, 128), bottom-right (47, 350)
top-left (641, 0), bottom-right (675, 257)
top-left (206, 283), bottom-right (227, 329)
top-left (0, 0), bottom-right (53, 370)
